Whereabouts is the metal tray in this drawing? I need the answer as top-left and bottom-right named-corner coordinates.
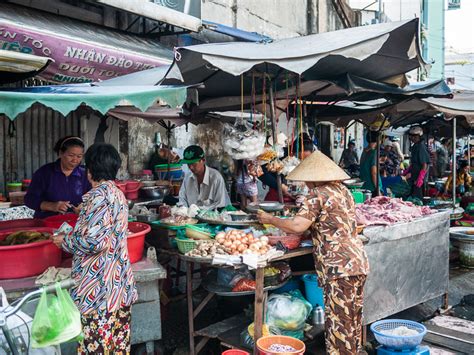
top-left (160, 218), bottom-right (198, 227)
top-left (198, 217), bottom-right (259, 227)
top-left (247, 202), bottom-right (284, 213)
top-left (202, 270), bottom-right (288, 296)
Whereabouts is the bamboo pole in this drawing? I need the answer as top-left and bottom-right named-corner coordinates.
top-left (452, 117), bottom-right (457, 208)
top-left (268, 80), bottom-right (284, 204)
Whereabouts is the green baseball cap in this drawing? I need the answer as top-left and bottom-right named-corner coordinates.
top-left (181, 145), bottom-right (205, 164)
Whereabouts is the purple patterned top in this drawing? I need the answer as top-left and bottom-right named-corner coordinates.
top-left (25, 159), bottom-right (91, 218)
top-left (62, 181), bottom-right (137, 315)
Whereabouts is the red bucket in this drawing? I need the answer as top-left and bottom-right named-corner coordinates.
top-left (0, 227), bottom-right (61, 279)
top-left (222, 350), bottom-right (250, 355)
top-left (44, 213), bottom-right (78, 229)
top-left (128, 222), bottom-right (151, 263)
top-left (115, 180), bottom-right (127, 194)
top-left (125, 180), bottom-right (141, 191)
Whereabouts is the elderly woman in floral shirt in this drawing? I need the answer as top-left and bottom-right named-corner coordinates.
top-left (258, 151), bottom-right (369, 355)
top-left (53, 143), bottom-right (137, 354)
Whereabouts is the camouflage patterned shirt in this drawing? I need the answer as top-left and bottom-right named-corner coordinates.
top-left (297, 182), bottom-right (369, 282)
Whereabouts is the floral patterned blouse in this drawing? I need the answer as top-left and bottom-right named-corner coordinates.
top-left (296, 182), bottom-right (369, 284)
top-left (63, 181), bottom-right (137, 315)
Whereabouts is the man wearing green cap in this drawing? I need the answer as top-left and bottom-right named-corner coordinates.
top-left (179, 145), bottom-right (230, 209)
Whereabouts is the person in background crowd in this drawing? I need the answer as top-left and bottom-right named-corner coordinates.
top-left (359, 131), bottom-right (382, 196)
top-left (235, 159), bottom-right (258, 209)
top-left (179, 145), bottom-right (230, 209)
top-left (52, 143), bottom-right (137, 354)
top-left (380, 139), bottom-right (401, 176)
top-left (257, 151), bottom-right (369, 354)
top-left (436, 138), bottom-right (450, 178)
top-left (427, 136), bottom-right (438, 179)
top-left (446, 159), bottom-right (472, 196)
top-left (403, 126), bottom-right (430, 199)
top-left (390, 136), bottom-right (404, 162)
top-left (25, 136), bottom-right (91, 218)
top-left (339, 139), bottom-right (359, 172)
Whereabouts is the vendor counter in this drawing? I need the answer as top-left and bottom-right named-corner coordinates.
top-left (175, 211), bottom-right (451, 353)
top-left (362, 211), bottom-right (450, 324)
top-left (1, 257), bottom-right (166, 355)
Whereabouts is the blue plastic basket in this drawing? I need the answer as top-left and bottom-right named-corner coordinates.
top-left (370, 319), bottom-right (426, 351)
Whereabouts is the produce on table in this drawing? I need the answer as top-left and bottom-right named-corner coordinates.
top-left (356, 196), bottom-right (435, 226)
top-left (215, 230), bottom-right (270, 255)
top-left (185, 240), bottom-right (226, 257)
top-left (268, 344), bottom-right (297, 352)
top-left (0, 231), bottom-right (51, 246)
top-left (160, 215), bottom-right (197, 226)
top-left (380, 326), bottom-right (419, 337)
top-left (232, 278), bottom-right (256, 292)
top-left (264, 267), bottom-right (280, 277)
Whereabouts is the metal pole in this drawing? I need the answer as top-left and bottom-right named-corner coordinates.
top-left (375, 133), bottom-right (380, 196)
top-left (452, 117), bottom-right (457, 208)
top-left (468, 135), bottom-right (471, 167)
top-left (268, 80), bottom-right (284, 204)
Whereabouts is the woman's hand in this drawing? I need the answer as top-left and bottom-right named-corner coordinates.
top-left (257, 210), bottom-right (274, 225)
top-left (51, 234), bottom-right (64, 248)
top-left (72, 204), bottom-right (83, 214)
top-left (40, 201), bottom-right (72, 213)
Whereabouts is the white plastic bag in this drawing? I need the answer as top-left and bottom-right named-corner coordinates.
top-left (0, 287), bottom-right (60, 354)
top-left (222, 122), bottom-right (265, 160)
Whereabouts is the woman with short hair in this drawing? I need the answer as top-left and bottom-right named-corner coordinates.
top-left (52, 143), bottom-right (137, 354)
top-left (25, 136), bottom-right (91, 218)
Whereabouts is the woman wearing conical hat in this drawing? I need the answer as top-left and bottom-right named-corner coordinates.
top-left (257, 150), bottom-right (369, 355)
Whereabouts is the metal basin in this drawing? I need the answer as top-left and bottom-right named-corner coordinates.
top-left (140, 186), bottom-right (170, 199)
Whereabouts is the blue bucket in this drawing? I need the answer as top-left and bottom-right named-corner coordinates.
top-left (302, 274), bottom-right (324, 309)
top-left (272, 276), bottom-right (301, 294)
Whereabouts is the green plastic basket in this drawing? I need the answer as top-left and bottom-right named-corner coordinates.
top-left (176, 237), bottom-right (196, 254)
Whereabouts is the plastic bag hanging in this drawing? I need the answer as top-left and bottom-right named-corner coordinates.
top-left (31, 283), bottom-right (82, 348)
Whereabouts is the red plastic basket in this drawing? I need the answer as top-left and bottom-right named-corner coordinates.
top-left (0, 227), bottom-right (61, 279)
top-left (43, 213), bottom-right (79, 229)
top-left (267, 234), bottom-right (302, 250)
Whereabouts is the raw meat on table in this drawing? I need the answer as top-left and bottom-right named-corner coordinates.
top-left (356, 196), bottom-right (435, 226)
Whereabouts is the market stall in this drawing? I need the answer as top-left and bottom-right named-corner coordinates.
top-left (138, 195), bottom-right (449, 354)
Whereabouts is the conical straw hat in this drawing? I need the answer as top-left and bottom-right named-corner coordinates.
top-left (287, 150), bottom-right (350, 182)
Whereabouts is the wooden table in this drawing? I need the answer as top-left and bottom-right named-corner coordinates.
top-left (181, 247), bottom-right (314, 355)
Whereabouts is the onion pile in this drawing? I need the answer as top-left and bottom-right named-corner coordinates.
top-left (215, 230), bottom-right (270, 255)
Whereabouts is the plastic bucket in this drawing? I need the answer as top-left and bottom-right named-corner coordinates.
top-left (302, 274), bottom-right (325, 309)
top-left (128, 222), bottom-right (151, 263)
top-left (222, 350), bottom-right (250, 355)
top-left (256, 335), bottom-right (305, 355)
top-left (125, 180), bottom-right (141, 191)
top-left (273, 276), bottom-right (301, 294)
top-left (155, 164), bottom-right (183, 180)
